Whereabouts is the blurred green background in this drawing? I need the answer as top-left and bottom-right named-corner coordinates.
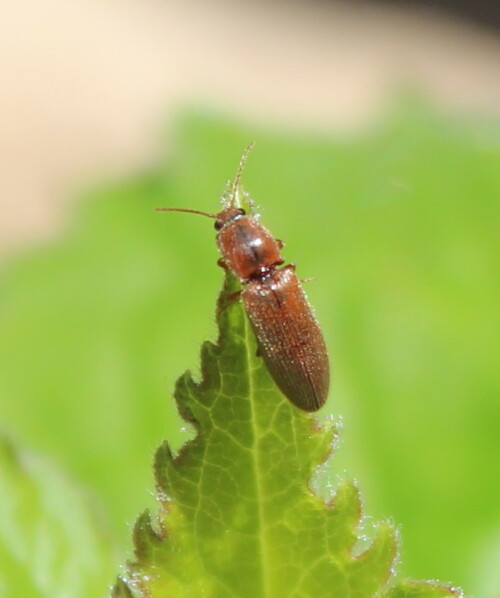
top-left (1, 105), bottom-right (499, 596)
top-left (0, 1), bottom-right (500, 598)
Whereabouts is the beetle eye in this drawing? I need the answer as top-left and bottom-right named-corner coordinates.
top-left (214, 220), bottom-right (223, 230)
top-left (238, 208), bottom-right (246, 215)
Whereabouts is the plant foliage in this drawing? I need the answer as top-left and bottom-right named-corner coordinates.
top-left (114, 273), bottom-right (463, 598)
top-left (0, 437), bottom-right (115, 598)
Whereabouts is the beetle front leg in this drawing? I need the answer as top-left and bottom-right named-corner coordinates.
top-left (217, 257), bottom-right (229, 270)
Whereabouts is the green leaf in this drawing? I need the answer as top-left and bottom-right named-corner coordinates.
top-left (0, 436), bottom-right (116, 598)
top-left (115, 274), bottom-right (463, 597)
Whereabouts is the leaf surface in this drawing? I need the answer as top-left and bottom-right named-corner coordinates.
top-left (116, 274), bottom-right (462, 598)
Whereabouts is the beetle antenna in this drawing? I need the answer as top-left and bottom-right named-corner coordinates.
top-left (155, 207), bottom-right (217, 219)
top-left (232, 142), bottom-right (255, 201)
top-left (228, 142), bottom-right (255, 208)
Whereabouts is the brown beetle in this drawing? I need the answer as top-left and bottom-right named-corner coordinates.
top-left (157, 145), bottom-right (329, 411)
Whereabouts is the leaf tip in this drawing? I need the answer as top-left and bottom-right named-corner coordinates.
top-left (133, 509), bottom-right (164, 561)
top-left (154, 440), bottom-right (174, 496)
top-left (110, 576), bottom-right (134, 598)
top-left (384, 579), bottom-right (467, 598)
top-left (353, 518), bottom-right (398, 586)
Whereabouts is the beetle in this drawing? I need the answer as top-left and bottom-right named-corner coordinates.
top-left (157, 145), bottom-right (329, 411)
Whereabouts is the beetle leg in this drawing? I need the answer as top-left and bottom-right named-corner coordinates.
top-left (283, 263), bottom-right (314, 283)
top-left (217, 257), bottom-right (229, 270)
top-left (282, 263), bottom-right (314, 283)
